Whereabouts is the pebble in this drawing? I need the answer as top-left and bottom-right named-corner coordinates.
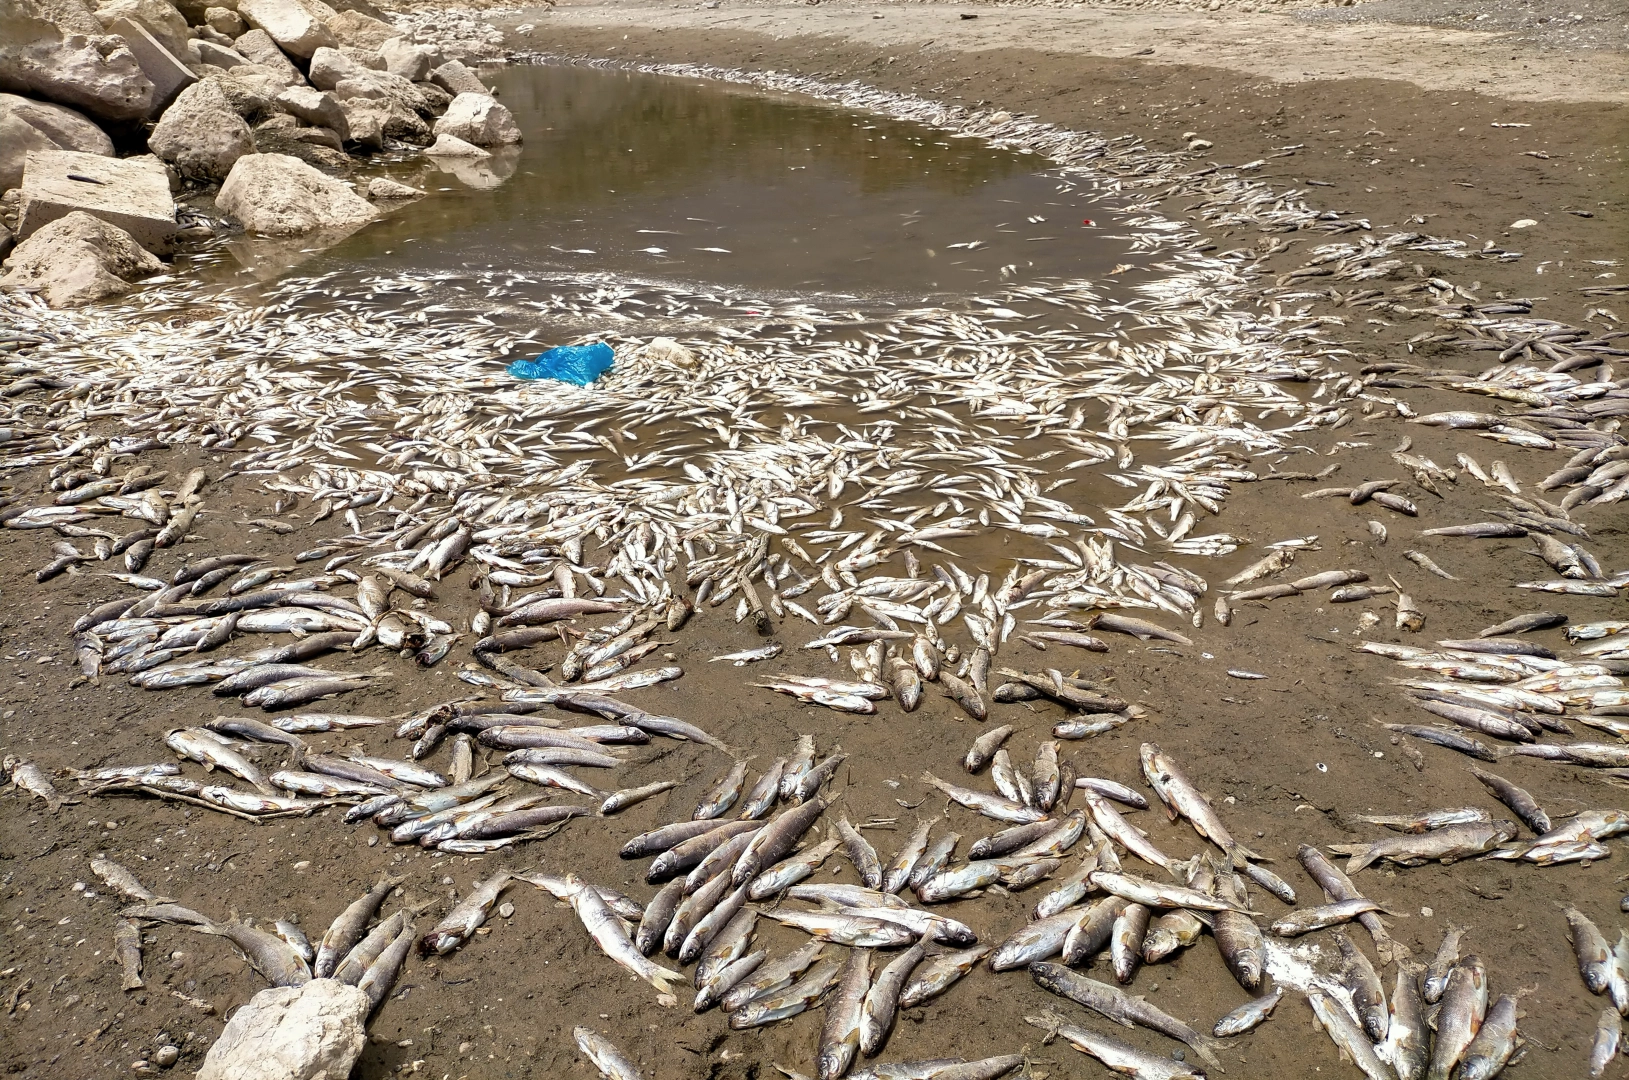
top-left (498, 902), bottom-right (515, 918)
top-left (154, 1045), bottom-right (179, 1068)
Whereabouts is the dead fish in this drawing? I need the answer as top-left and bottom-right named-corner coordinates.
top-left (1076, 777), bottom-right (1148, 810)
top-left (1337, 930), bottom-right (1388, 1042)
top-left (1479, 612), bottom-right (1567, 637)
top-left (1089, 870), bottom-right (1253, 914)
top-left (859, 941), bottom-right (924, 1057)
top-left (1025, 1010), bottom-right (1205, 1080)
top-left (1351, 807), bottom-right (1492, 833)
top-left (573, 1027), bottom-right (646, 1080)
top-left (1213, 988), bottom-right (1282, 1038)
top-left (1568, 907), bottom-right (1614, 995)
top-left (1456, 991), bottom-right (1522, 1080)
top-left (114, 918), bottom-right (144, 991)
top-left (601, 780), bottom-right (682, 816)
top-left (1272, 898), bottom-right (1388, 937)
top-left (1590, 1007), bottom-right (1623, 1078)
top-left (1428, 956), bottom-right (1488, 1080)
top-left (695, 759), bottom-right (751, 820)
top-left (194, 918), bottom-right (312, 986)
top-left (5, 755), bottom-right (66, 809)
top-left (1307, 991), bottom-right (1392, 1080)
top-left (1090, 613), bottom-right (1192, 645)
top-left (881, 818), bottom-right (936, 895)
top-left (921, 772), bottom-right (1044, 825)
top-left (419, 872), bottom-right (512, 956)
top-left (729, 958), bottom-right (841, 1029)
top-left (1029, 963), bottom-right (1224, 1071)
top-left (722, 940), bottom-right (827, 1013)
top-left (90, 856), bottom-right (168, 903)
top-left (1331, 820), bottom-right (1518, 873)
top-left (816, 947), bottom-right (871, 1080)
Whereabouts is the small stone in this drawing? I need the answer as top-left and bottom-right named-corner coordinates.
top-left (154, 1045), bottom-right (179, 1068)
top-left (366, 177), bottom-right (424, 200)
top-left (421, 133), bottom-right (488, 159)
top-left (497, 902), bottom-right (514, 919)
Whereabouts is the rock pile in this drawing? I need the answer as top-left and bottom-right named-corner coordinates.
top-left (0, 0), bottom-right (521, 306)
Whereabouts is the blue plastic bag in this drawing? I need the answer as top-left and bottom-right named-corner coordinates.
top-left (507, 342), bottom-right (615, 385)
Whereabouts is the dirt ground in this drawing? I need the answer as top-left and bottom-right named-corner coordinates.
top-left (3, 3), bottom-right (1629, 1079)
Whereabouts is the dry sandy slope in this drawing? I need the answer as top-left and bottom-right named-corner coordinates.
top-left (533, 0), bottom-right (1629, 103)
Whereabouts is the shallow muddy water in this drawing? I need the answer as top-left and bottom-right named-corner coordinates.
top-left (206, 63), bottom-right (1139, 306)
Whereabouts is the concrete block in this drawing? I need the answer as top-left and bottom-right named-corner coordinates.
top-left (16, 149), bottom-right (176, 253)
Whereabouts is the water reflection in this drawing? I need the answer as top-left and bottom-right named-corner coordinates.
top-left (216, 63), bottom-right (1130, 300)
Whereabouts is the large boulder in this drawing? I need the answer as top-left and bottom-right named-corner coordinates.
top-left (93, 0), bottom-right (189, 59)
top-left (432, 92), bottom-right (517, 147)
top-left (217, 151), bottom-right (376, 235)
top-left (325, 7), bottom-right (393, 50)
top-left (0, 93), bottom-right (113, 190)
top-left (230, 29), bottom-right (303, 86)
top-left (378, 37), bottom-right (433, 82)
top-left (273, 84), bottom-right (347, 141)
top-left (148, 78), bottom-right (253, 181)
top-left (0, 0), bottom-right (156, 122)
top-left (0, 209), bottom-right (162, 307)
top-left (236, 0), bottom-right (332, 59)
top-left (195, 980), bottom-right (370, 1080)
top-left (427, 59), bottom-right (483, 97)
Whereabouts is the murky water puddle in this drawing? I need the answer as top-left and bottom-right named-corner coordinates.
top-left (186, 62), bottom-right (1143, 313)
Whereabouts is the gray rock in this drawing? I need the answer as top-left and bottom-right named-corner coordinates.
top-left (325, 7), bottom-right (394, 50)
top-left (15, 148), bottom-right (176, 250)
top-left (0, 113), bottom-right (59, 193)
top-left (287, 125), bottom-right (340, 150)
top-left (337, 44), bottom-right (384, 70)
top-left (149, 78), bottom-right (254, 181)
top-left (236, 0), bottom-right (334, 59)
top-left (230, 30), bottom-right (303, 86)
top-left (379, 37), bottom-right (433, 82)
top-left (189, 39), bottom-right (251, 70)
top-left (306, 44), bottom-right (361, 90)
top-left (337, 98), bottom-right (381, 149)
top-left (0, 92), bottom-right (113, 153)
top-left (194, 980), bottom-right (370, 1080)
top-left (432, 92), bottom-right (518, 147)
top-left (250, 129), bottom-right (350, 174)
top-left (0, 92), bottom-right (113, 190)
top-left (108, 16), bottom-right (195, 114)
top-left (169, 0), bottom-right (214, 24)
top-left (0, 0), bottom-right (157, 122)
top-left (216, 151), bottom-right (377, 235)
top-left (366, 176), bottom-right (420, 199)
top-left (427, 59), bottom-right (484, 97)
top-left (204, 69), bottom-right (283, 117)
top-left (412, 79), bottom-right (449, 112)
top-left (94, 0), bottom-right (190, 59)
top-left (204, 7), bottom-right (244, 35)
top-left (275, 84), bottom-right (347, 141)
top-left (0, 208), bottom-right (162, 307)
